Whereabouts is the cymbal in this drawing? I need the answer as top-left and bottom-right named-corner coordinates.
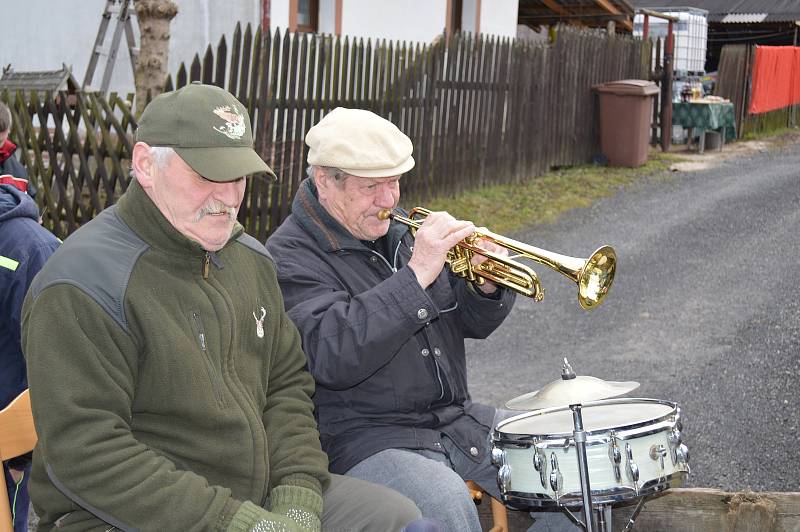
top-left (505, 358), bottom-right (640, 411)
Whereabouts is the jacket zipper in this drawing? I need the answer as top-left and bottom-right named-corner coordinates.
top-left (189, 311), bottom-right (226, 406)
top-left (202, 252), bottom-right (210, 279)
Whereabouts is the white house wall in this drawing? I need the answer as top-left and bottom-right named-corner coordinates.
top-left (2, 0), bottom-right (518, 95)
top-left (270, 0), bottom-right (291, 32)
top-left (340, 0), bottom-right (448, 44)
top-left (480, 0), bottom-right (518, 38)
top-left (2, 0), bottom-right (260, 95)
top-left (318, 0), bottom-right (337, 34)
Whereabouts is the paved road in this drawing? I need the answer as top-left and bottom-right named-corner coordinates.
top-left (467, 140), bottom-right (800, 493)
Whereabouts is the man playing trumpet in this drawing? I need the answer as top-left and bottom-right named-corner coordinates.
top-left (266, 107), bottom-right (516, 531)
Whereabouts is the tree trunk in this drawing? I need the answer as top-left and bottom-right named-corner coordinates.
top-left (134, 0), bottom-right (178, 116)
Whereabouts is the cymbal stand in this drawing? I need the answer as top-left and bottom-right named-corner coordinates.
top-left (571, 403), bottom-right (596, 532)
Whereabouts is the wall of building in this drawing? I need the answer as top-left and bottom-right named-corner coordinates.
top-left (270, 0), bottom-right (291, 31)
top-left (1, 0), bottom-right (260, 95)
top-left (340, 0), bottom-right (447, 44)
top-left (1, 0), bottom-right (519, 97)
top-left (480, 0), bottom-right (519, 38)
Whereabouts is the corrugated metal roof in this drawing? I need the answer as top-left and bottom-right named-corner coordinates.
top-left (721, 13), bottom-right (768, 23)
top-left (633, 0), bottom-right (800, 22)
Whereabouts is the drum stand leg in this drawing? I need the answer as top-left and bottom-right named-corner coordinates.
top-left (571, 404), bottom-right (596, 532)
top-left (596, 504), bottom-right (612, 532)
top-left (620, 496), bottom-right (649, 532)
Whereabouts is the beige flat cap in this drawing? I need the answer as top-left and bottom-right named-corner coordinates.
top-left (305, 107), bottom-right (415, 178)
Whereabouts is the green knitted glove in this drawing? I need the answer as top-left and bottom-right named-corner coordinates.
top-left (226, 500), bottom-right (302, 532)
top-left (269, 485), bottom-right (323, 532)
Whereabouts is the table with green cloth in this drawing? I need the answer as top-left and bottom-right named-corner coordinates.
top-left (672, 101), bottom-right (736, 153)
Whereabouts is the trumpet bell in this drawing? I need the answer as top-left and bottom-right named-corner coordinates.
top-left (578, 245), bottom-right (617, 310)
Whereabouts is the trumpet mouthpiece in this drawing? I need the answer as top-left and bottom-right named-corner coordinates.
top-left (377, 209), bottom-right (393, 221)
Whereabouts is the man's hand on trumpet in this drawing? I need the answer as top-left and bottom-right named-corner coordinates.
top-left (469, 230), bottom-right (509, 295)
top-left (407, 210), bottom-right (475, 290)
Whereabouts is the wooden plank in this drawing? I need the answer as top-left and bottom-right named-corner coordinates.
top-left (228, 22), bottom-right (243, 96)
top-left (201, 44), bottom-right (214, 84)
top-left (253, 26), bottom-right (274, 241)
top-left (266, 28), bottom-right (286, 237)
top-left (273, 30), bottom-right (293, 227)
top-left (477, 489), bottom-right (800, 532)
top-left (189, 55), bottom-right (202, 82)
top-left (43, 92), bottom-right (84, 232)
top-left (286, 32), bottom-right (307, 211)
top-left (91, 94), bottom-right (133, 196)
top-left (617, 489), bottom-right (800, 532)
top-left (214, 34), bottom-right (228, 88)
top-left (74, 94), bottom-right (115, 208)
top-left (299, 32), bottom-right (319, 187)
top-left (11, 91), bottom-right (57, 234)
top-left (239, 24), bottom-right (255, 104)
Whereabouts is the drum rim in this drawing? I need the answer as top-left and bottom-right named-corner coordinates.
top-left (501, 470), bottom-right (689, 508)
top-left (493, 397), bottom-right (679, 445)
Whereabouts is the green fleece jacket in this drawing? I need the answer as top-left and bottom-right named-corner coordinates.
top-left (21, 179), bottom-right (330, 531)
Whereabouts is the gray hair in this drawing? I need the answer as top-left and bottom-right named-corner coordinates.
top-left (0, 102), bottom-right (11, 134)
top-left (307, 165), bottom-right (347, 184)
top-left (130, 146), bottom-right (177, 180)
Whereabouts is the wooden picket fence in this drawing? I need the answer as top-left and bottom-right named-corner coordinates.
top-left (166, 23), bottom-right (651, 241)
top-left (2, 25), bottom-right (651, 241)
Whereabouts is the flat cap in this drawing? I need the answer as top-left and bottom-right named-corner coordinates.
top-left (305, 107), bottom-right (415, 178)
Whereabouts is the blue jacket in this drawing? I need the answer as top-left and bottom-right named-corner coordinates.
top-left (0, 184), bottom-right (59, 409)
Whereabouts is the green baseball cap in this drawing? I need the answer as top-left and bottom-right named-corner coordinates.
top-left (135, 82), bottom-right (275, 182)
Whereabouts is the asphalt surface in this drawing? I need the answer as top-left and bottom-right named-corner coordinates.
top-left (467, 139), bottom-right (800, 493)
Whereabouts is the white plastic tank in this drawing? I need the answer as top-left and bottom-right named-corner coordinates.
top-left (633, 7), bottom-right (709, 75)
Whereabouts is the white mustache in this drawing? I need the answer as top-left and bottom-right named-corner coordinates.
top-left (194, 201), bottom-right (237, 222)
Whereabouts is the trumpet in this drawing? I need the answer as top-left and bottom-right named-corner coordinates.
top-left (378, 207), bottom-right (616, 310)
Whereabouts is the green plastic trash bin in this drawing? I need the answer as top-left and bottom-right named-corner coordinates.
top-left (594, 80), bottom-right (659, 167)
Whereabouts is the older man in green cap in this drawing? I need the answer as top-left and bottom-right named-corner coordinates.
top-left (22, 84), bottom-right (426, 532)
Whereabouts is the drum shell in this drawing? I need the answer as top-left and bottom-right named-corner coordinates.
top-left (492, 398), bottom-right (689, 508)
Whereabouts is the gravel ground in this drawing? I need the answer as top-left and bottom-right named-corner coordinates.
top-left (466, 136), bottom-right (800, 493)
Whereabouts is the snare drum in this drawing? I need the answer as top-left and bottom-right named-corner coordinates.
top-left (491, 398), bottom-right (689, 508)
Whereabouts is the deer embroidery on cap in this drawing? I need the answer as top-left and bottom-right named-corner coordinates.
top-left (213, 105), bottom-right (246, 140)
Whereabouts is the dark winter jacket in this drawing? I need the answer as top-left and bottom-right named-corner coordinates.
top-left (22, 179), bottom-right (329, 531)
top-left (0, 184), bottom-right (58, 410)
top-left (266, 178), bottom-right (516, 474)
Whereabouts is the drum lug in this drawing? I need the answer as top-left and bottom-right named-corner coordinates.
top-left (650, 444), bottom-right (668, 481)
top-left (491, 446), bottom-right (506, 467)
top-left (625, 442), bottom-right (640, 494)
top-left (549, 452), bottom-right (563, 495)
top-left (668, 427), bottom-right (682, 465)
top-left (533, 446), bottom-right (548, 489)
top-left (676, 443), bottom-right (691, 473)
top-left (608, 433), bottom-right (622, 483)
top-left (497, 463), bottom-right (512, 493)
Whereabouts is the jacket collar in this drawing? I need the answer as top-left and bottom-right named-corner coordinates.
top-left (115, 178), bottom-right (243, 258)
top-left (0, 139), bottom-right (16, 163)
top-left (292, 177), bottom-right (408, 253)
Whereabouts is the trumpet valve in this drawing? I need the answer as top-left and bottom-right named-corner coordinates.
top-left (449, 257), bottom-right (471, 275)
